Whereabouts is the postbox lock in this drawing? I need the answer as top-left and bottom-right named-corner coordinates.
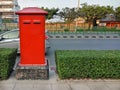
top-left (33, 20), bottom-right (41, 24)
top-left (23, 20), bottom-right (31, 24)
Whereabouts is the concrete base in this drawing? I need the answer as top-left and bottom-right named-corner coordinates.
top-left (15, 60), bottom-right (49, 80)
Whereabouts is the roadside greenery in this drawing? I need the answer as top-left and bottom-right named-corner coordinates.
top-left (0, 48), bottom-right (17, 80)
top-left (48, 27), bottom-right (120, 34)
top-left (57, 3), bottom-right (120, 29)
top-left (41, 7), bottom-right (59, 19)
top-left (55, 50), bottom-right (120, 79)
top-left (115, 7), bottom-right (120, 20)
top-left (76, 27), bottom-right (120, 32)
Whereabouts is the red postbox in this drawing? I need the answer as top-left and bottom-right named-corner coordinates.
top-left (16, 7), bottom-right (48, 65)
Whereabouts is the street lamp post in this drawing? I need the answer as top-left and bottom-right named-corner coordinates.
top-left (78, 0), bottom-right (80, 8)
top-left (75, 0), bottom-right (80, 32)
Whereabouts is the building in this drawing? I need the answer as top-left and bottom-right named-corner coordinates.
top-left (99, 14), bottom-right (120, 29)
top-left (0, 0), bottom-right (20, 22)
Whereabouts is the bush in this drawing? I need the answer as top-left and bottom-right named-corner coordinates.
top-left (55, 50), bottom-right (120, 79)
top-left (64, 28), bottom-right (69, 32)
top-left (91, 27), bottom-right (120, 32)
top-left (0, 48), bottom-right (17, 80)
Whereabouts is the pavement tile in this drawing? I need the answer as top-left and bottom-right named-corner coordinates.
top-left (89, 85), bottom-right (109, 90)
top-left (13, 83), bottom-right (34, 90)
top-left (70, 84), bottom-right (90, 90)
top-left (108, 87), bottom-right (120, 90)
top-left (15, 80), bottom-right (36, 84)
top-left (65, 79), bottom-right (87, 83)
top-left (0, 83), bottom-right (15, 90)
top-left (13, 87), bottom-right (34, 90)
top-left (87, 81), bottom-right (109, 90)
top-left (0, 80), bottom-right (16, 84)
top-left (105, 81), bottom-right (120, 87)
top-left (32, 80), bottom-right (50, 84)
top-left (0, 87), bottom-right (13, 90)
top-left (14, 83), bottom-right (33, 88)
top-left (52, 84), bottom-right (70, 90)
top-left (104, 79), bottom-right (120, 82)
top-left (47, 70), bottom-right (58, 83)
top-left (106, 83), bottom-right (120, 90)
top-left (32, 88), bottom-right (51, 90)
top-left (33, 84), bottom-right (51, 90)
top-left (87, 80), bottom-right (106, 85)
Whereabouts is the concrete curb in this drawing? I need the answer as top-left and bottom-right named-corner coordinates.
top-left (49, 34), bottom-right (120, 39)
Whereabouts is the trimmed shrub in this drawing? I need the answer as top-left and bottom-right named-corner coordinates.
top-left (55, 50), bottom-right (120, 79)
top-left (0, 48), bottom-right (17, 80)
top-left (64, 28), bottom-right (69, 32)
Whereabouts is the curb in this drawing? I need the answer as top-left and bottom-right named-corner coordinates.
top-left (49, 35), bottom-right (120, 39)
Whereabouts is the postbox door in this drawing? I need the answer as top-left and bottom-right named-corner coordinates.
top-left (19, 15), bottom-right (45, 65)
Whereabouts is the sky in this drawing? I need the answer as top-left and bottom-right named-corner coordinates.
top-left (18, 0), bottom-right (120, 9)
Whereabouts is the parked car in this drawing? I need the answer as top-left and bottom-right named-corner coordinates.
top-left (0, 29), bottom-right (50, 54)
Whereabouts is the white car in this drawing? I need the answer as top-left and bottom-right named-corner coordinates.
top-left (0, 29), bottom-right (50, 54)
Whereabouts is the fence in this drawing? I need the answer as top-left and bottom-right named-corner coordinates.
top-left (0, 22), bottom-right (120, 32)
top-left (45, 22), bottom-right (91, 32)
top-left (0, 23), bottom-right (18, 31)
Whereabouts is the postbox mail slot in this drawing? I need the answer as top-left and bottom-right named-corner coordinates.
top-left (23, 20), bottom-right (31, 24)
top-left (33, 20), bottom-right (41, 24)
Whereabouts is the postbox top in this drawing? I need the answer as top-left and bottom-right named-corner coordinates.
top-left (16, 7), bottom-right (48, 15)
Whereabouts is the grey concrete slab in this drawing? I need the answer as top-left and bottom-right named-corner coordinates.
top-left (52, 84), bottom-right (71, 90)
top-left (87, 80), bottom-right (109, 90)
top-left (14, 83), bottom-right (34, 88)
top-left (89, 85), bottom-right (109, 90)
top-left (0, 87), bottom-right (13, 90)
top-left (70, 84), bottom-right (90, 90)
top-left (0, 83), bottom-right (15, 90)
top-left (32, 88), bottom-right (51, 90)
top-left (106, 82), bottom-right (120, 90)
top-left (13, 87), bottom-right (34, 90)
top-left (108, 87), bottom-right (120, 90)
top-left (33, 84), bottom-right (51, 90)
top-left (13, 83), bottom-right (34, 90)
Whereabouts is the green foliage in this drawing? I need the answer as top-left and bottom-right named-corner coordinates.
top-left (0, 48), bottom-right (17, 80)
top-left (41, 7), bottom-right (59, 19)
top-left (55, 50), bottom-right (120, 79)
top-left (58, 7), bottom-right (78, 24)
top-left (92, 27), bottom-right (120, 31)
top-left (80, 3), bottom-right (115, 22)
top-left (115, 6), bottom-right (120, 20)
top-left (64, 28), bottom-right (69, 32)
top-left (2, 19), bottom-right (13, 23)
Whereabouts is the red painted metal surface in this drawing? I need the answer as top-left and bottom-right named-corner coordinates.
top-left (100, 21), bottom-right (120, 28)
top-left (16, 7), bottom-right (48, 65)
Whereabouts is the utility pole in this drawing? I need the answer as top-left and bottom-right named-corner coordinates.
top-left (13, 0), bottom-right (16, 22)
top-left (75, 0), bottom-right (80, 32)
top-left (78, 0), bottom-right (80, 9)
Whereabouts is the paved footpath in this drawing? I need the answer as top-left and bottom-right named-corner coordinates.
top-left (0, 57), bottom-right (120, 90)
top-left (0, 69), bottom-right (120, 90)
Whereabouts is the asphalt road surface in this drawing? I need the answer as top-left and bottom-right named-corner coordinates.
top-left (0, 39), bottom-right (120, 67)
top-left (47, 39), bottom-right (120, 66)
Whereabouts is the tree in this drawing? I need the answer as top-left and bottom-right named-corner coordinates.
top-left (79, 3), bottom-right (114, 29)
top-left (41, 7), bottom-right (59, 19)
top-left (58, 7), bottom-right (78, 29)
top-left (115, 6), bottom-right (120, 20)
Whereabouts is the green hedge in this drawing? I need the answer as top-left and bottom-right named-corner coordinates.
top-left (0, 48), bottom-right (17, 80)
top-left (55, 50), bottom-right (120, 79)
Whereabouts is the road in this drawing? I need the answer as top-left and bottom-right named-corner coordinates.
top-left (0, 39), bottom-right (120, 67)
top-left (47, 39), bottom-right (120, 67)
